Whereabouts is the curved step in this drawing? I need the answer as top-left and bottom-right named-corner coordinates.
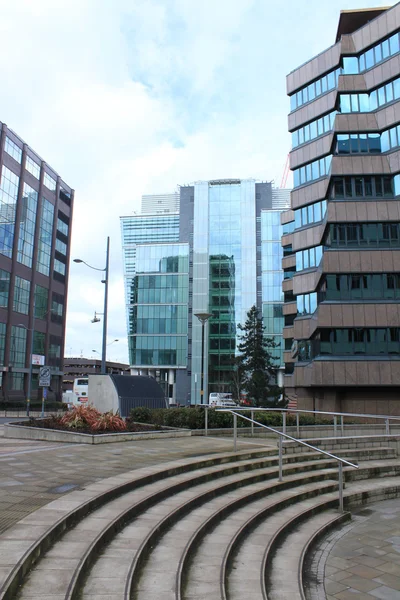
top-left (14, 454), bottom-right (335, 600)
top-left (2, 447), bottom-right (276, 600)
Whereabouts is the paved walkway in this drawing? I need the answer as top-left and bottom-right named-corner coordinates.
top-left (325, 499), bottom-right (400, 600)
top-left (0, 426), bottom-right (268, 533)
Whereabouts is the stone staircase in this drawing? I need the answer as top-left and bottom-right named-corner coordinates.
top-left (1, 438), bottom-right (400, 600)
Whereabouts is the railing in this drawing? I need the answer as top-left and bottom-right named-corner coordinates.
top-left (213, 407), bottom-right (400, 438)
top-left (218, 408), bottom-right (358, 512)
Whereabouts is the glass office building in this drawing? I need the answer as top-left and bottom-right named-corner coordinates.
top-left (0, 121), bottom-right (74, 403)
top-left (121, 183), bottom-right (290, 403)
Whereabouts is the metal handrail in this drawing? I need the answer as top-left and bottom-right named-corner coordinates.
top-left (218, 409), bottom-right (358, 512)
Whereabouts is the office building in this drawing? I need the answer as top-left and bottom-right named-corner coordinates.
top-left (0, 122), bottom-right (74, 403)
top-left (141, 193), bottom-right (180, 215)
top-left (121, 181), bottom-right (290, 403)
top-left (282, 5), bottom-right (400, 413)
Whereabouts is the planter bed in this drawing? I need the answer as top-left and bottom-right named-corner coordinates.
top-left (4, 421), bottom-right (191, 444)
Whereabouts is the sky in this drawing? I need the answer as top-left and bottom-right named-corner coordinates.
top-left (0, 0), bottom-right (392, 364)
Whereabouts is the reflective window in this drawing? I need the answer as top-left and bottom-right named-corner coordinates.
top-left (132, 274), bottom-right (188, 305)
top-left (17, 183), bottom-right (38, 268)
top-left (313, 328), bottom-right (400, 357)
top-left (322, 273), bottom-right (400, 301)
top-left (13, 276), bottom-right (30, 314)
top-left (282, 220), bottom-right (295, 235)
top-left (289, 68), bottom-right (340, 111)
top-left (33, 331), bottom-right (45, 356)
top-left (135, 244), bottom-right (189, 274)
top-left (49, 338), bottom-right (61, 367)
top-left (37, 199), bottom-right (54, 276)
top-left (327, 223), bottom-right (400, 248)
top-left (131, 304), bottom-right (187, 334)
top-left (0, 166), bottom-right (19, 258)
top-left (292, 111), bottom-right (336, 149)
top-left (336, 133), bottom-right (381, 154)
top-left (34, 284), bottom-right (48, 319)
top-left (57, 217), bottom-right (69, 237)
top-left (10, 325), bottom-right (27, 367)
top-left (4, 137), bottom-right (22, 163)
top-left (43, 172), bottom-right (56, 191)
top-left (51, 292), bottom-right (64, 324)
top-left (25, 156), bottom-right (40, 179)
top-left (0, 322), bottom-right (5, 366)
top-left (293, 155), bottom-right (332, 188)
top-left (340, 76), bottom-right (400, 114)
top-left (54, 259), bottom-right (66, 276)
top-left (55, 238), bottom-right (67, 255)
top-left (297, 292), bottom-right (318, 316)
top-left (295, 246), bottom-right (324, 272)
top-left (330, 175), bottom-right (394, 199)
top-left (0, 269), bottom-right (10, 308)
top-left (294, 200), bottom-right (327, 230)
top-left (129, 334), bottom-right (187, 367)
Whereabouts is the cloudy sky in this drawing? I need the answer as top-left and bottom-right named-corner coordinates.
top-left (0, 0), bottom-right (391, 364)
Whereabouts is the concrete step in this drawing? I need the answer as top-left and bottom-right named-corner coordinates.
top-left (282, 435), bottom-right (400, 454)
top-left (12, 454), bottom-right (338, 600)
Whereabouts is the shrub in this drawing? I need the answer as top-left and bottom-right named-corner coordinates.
top-left (130, 407), bottom-right (153, 424)
top-left (60, 406), bottom-right (127, 432)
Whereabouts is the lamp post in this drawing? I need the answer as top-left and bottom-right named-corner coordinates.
top-left (92, 339), bottom-right (118, 364)
top-left (194, 312), bottom-right (212, 405)
top-left (74, 237), bottom-right (110, 375)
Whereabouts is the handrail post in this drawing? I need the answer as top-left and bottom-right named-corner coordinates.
top-left (251, 410), bottom-right (254, 437)
top-left (338, 461), bottom-right (344, 512)
top-left (282, 411), bottom-right (286, 435)
top-left (234, 413), bottom-right (237, 452)
top-left (296, 413), bottom-right (300, 437)
top-left (334, 416), bottom-right (338, 437)
top-left (205, 406), bottom-right (208, 437)
top-left (279, 436), bottom-right (283, 482)
top-left (386, 418), bottom-right (390, 435)
top-left (340, 415), bottom-right (344, 436)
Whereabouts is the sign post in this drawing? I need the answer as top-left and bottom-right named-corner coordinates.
top-left (39, 367), bottom-right (51, 418)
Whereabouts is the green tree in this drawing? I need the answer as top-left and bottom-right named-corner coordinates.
top-left (237, 305), bottom-right (285, 407)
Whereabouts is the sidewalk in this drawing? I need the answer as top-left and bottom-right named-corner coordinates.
top-left (0, 427), bottom-right (267, 533)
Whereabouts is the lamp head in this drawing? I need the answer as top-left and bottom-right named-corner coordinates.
top-left (73, 259), bottom-right (83, 263)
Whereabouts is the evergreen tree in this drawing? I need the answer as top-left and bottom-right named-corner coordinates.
top-left (237, 305), bottom-right (285, 407)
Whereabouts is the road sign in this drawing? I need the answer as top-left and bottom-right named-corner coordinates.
top-left (39, 366), bottom-right (51, 387)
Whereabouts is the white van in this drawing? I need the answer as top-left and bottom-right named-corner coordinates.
top-left (208, 392), bottom-right (238, 408)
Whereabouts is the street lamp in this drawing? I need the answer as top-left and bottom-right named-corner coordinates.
top-left (194, 312), bottom-right (212, 405)
top-left (74, 236), bottom-right (110, 375)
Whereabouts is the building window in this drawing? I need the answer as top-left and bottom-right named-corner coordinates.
top-left (13, 276), bottom-right (30, 314)
top-left (4, 137), bottom-right (22, 163)
top-left (34, 284), bottom-right (48, 319)
top-left (293, 155), bottom-right (332, 188)
top-left (49, 337), bottom-right (61, 367)
top-left (55, 238), bottom-right (67, 255)
top-left (9, 373), bottom-right (24, 391)
top-left (43, 172), bottom-right (56, 191)
top-left (10, 326), bottom-right (27, 367)
top-left (294, 200), bottom-right (327, 230)
top-left (0, 270), bottom-right (10, 308)
top-left (330, 175), bottom-right (394, 199)
top-left (37, 198), bottom-right (54, 276)
top-left (292, 111), bottom-right (336, 148)
top-left (17, 182), bottom-right (38, 268)
top-left (25, 156), bottom-right (41, 179)
top-left (0, 166), bottom-right (19, 258)
top-left (297, 292), bottom-right (318, 316)
top-left (321, 273), bottom-right (400, 301)
top-left (326, 223), bottom-right (400, 248)
top-left (51, 292), bottom-right (64, 324)
top-left (340, 75), bottom-right (400, 114)
top-left (295, 246), bottom-right (323, 272)
top-left (336, 133), bottom-right (382, 154)
top-left (282, 221), bottom-right (295, 235)
top-left (54, 259), bottom-right (66, 276)
top-left (33, 331), bottom-right (45, 356)
top-left (290, 69), bottom-right (340, 111)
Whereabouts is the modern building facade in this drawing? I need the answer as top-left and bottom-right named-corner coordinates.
top-left (0, 122), bottom-right (73, 403)
top-left (141, 193), bottom-right (180, 215)
top-left (121, 182), bottom-right (290, 404)
top-left (282, 5), bottom-right (400, 413)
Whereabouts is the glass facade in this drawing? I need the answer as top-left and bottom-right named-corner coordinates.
top-left (43, 172), bottom-right (56, 191)
top-left (4, 137), bottom-right (22, 163)
top-left (330, 175), bottom-right (395, 199)
top-left (0, 322), bottom-right (5, 365)
top-left (25, 156), bottom-right (40, 179)
top-left (294, 200), bottom-right (327, 230)
top-left (0, 269), bottom-right (10, 307)
top-left (17, 183), bottom-right (38, 268)
top-left (326, 223), bottom-right (400, 248)
top-left (296, 246), bottom-right (323, 272)
top-left (37, 198), bottom-right (54, 276)
top-left (0, 166), bottom-right (19, 258)
top-left (340, 76), bottom-right (400, 114)
top-left (336, 133), bottom-right (382, 154)
top-left (10, 326), bottom-right (27, 367)
top-left (321, 273), bottom-right (400, 301)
